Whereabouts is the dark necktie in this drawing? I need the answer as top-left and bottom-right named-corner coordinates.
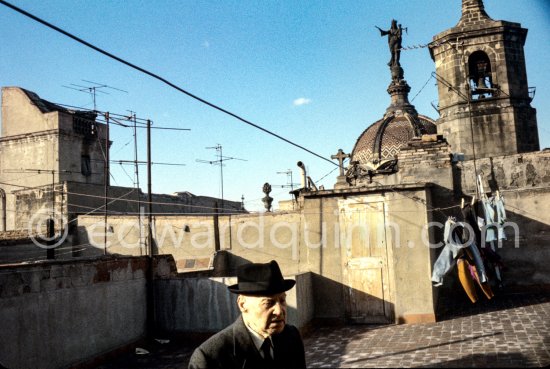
top-left (261, 338), bottom-right (274, 365)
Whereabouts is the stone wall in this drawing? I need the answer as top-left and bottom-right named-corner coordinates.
top-left (430, 13), bottom-right (539, 159)
top-left (457, 150), bottom-right (550, 286)
top-left (397, 137), bottom-right (550, 288)
top-left (397, 136), bottom-right (456, 230)
top-left (0, 256), bottom-right (149, 369)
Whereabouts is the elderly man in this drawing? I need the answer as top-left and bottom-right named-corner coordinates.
top-left (188, 260), bottom-right (306, 369)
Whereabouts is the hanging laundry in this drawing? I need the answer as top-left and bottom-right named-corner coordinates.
top-left (461, 202), bottom-right (483, 247)
top-left (457, 258), bottom-right (478, 303)
top-left (481, 197), bottom-right (498, 243)
top-left (431, 218), bottom-right (465, 287)
top-left (468, 263), bottom-right (494, 299)
top-left (492, 192), bottom-right (508, 240)
top-left (462, 236), bottom-right (489, 284)
top-left (462, 199), bottom-right (501, 263)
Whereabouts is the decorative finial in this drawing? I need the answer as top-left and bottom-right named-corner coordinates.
top-left (261, 183), bottom-right (273, 212)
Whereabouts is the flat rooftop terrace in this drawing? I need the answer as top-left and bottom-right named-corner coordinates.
top-left (96, 291), bottom-right (550, 368)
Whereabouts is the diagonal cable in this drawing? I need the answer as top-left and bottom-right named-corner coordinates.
top-left (0, 0), bottom-right (337, 166)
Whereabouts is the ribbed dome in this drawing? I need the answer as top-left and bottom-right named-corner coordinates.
top-left (351, 113), bottom-right (437, 167)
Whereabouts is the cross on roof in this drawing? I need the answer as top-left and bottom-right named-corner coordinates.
top-left (331, 149), bottom-right (350, 177)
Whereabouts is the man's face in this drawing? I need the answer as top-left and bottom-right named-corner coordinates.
top-left (238, 292), bottom-right (287, 338)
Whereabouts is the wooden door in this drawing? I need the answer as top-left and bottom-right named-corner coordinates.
top-left (340, 200), bottom-right (392, 324)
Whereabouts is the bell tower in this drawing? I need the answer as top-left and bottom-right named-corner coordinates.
top-left (429, 0), bottom-right (539, 159)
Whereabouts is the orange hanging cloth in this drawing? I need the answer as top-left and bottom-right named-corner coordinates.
top-left (458, 259), bottom-right (478, 303)
top-left (469, 264), bottom-right (494, 300)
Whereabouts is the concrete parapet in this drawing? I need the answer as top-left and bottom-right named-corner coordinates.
top-left (0, 255), bottom-right (151, 369)
top-left (154, 271), bottom-right (314, 334)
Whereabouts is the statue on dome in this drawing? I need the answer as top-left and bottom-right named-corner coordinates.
top-left (376, 20), bottom-right (405, 67)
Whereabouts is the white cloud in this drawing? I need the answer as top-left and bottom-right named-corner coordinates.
top-left (293, 97), bottom-right (312, 106)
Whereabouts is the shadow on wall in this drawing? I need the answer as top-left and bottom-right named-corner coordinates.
top-left (310, 272), bottom-right (394, 325)
top-left (211, 251), bottom-right (253, 277)
top-left (154, 254), bottom-right (308, 335)
top-left (306, 269), bottom-right (399, 328)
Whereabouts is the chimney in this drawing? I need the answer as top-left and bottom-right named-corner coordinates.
top-left (297, 161), bottom-right (307, 188)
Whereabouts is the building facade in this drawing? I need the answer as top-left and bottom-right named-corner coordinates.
top-left (0, 87), bottom-right (243, 234)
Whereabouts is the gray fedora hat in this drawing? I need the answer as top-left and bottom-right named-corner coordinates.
top-left (228, 260), bottom-right (295, 295)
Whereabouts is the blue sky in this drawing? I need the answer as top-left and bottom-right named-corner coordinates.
top-left (1, 0), bottom-right (549, 211)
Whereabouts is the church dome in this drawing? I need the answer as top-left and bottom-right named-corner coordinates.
top-left (350, 112), bottom-right (437, 169)
top-left (344, 20), bottom-right (438, 183)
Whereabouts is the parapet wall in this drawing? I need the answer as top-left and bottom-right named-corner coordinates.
top-left (154, 271), bottom-right (314, 333)
top-left (0, 256), bottom-right (149, 369)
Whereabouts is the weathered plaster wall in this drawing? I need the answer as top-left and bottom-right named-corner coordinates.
top-left (154, 272), bottom-right (313, 333)
top-left (385, 189), bottom-right (437, 323)
top-left (57, 132), bottom-right (106, 185)
top-left (0, 133), bottom-right (60, 230)
top-left (77, 187), bottom-right (438, 324)
top-left (1, 87), bottom-right (57, 137)
top-left (458, 150), bottom-right (550, 286)
top-left (77, 212), bottom-right (306, 273)
top-left (222, 212), bottom-right (303, 275)
top-left (302, 196), bottom-right (346, 320)
top-left (397, 140), bottom-right (550, 288)
top-left (0, 256), bottom-right (148, 369)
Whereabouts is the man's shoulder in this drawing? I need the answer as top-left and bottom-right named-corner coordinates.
top-left (282, 323), bottom-right (301, 337)
top-left (196, 321), bottom-right (236, 353)
top-left (273, 324), bottom-right (303, 349)
top-left (188, 322), bottom-right (239, 369)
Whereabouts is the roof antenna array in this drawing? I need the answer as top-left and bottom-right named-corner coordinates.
top-left (196, 144), bottom-right (247, 212)
top-left (62, 79), bottom-right (128, 111)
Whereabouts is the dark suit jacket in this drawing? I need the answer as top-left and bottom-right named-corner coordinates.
top-left (188, 316), bottom-right (306, 369)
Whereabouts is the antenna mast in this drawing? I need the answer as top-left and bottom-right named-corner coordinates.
top-left (62, 79), bottom-right (128, 110)
top-left (276, 169), bottom-right (300, 193)
top-left (196, 144), bottom-right (247, 212)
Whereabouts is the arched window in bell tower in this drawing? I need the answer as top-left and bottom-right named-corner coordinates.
top-left (468, 51), bottom-right (494, 99)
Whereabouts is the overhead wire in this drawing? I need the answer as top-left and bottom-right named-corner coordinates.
top-left (410, 74), bottom-right (434, 103)
top-left (0, 0), bottom-right (335, 167)
top-left (117, 162), bottom-right (136, 184)
top-left (2, 175), bottom-right (545, 218)
top-left (2, 171), bottom-right (548, 220)
top-left (1, 1), bottom-right (455, 211)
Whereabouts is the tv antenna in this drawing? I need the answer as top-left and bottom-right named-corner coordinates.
top-left (62, 79), bottom-right (128, 110)
top-left (275, 169), bottom-right (300, 192)
top-left (196, 144), bottom-right (247, 211)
